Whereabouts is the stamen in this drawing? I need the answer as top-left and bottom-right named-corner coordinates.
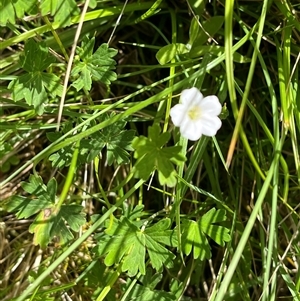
top-left (188, 106), bottom-right (201, 120)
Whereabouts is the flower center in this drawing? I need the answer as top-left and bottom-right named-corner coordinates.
top-left (188, 106), bottom-right (201, 120)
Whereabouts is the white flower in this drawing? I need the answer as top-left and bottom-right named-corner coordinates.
top-left (170, 87), bottom-right (222, 141)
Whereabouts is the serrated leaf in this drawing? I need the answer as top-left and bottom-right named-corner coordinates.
top-left (30, 204), bottom-right (86, 248)
top-left (200, 208), bottom-right (231, 246)
top-left (181, 219), bottom-right (211, 260)
top-left (0, 0), bottom-right (36, 26)
top-left (8, 40), bottom-right (62, 114)
top-left (97, 217), bottom-right (145, 276)
top-left (20, 40), bottom-right (56, 72)
top-left (93, 43), bottom-right (118, 66)
top-left (144, 235), bottom-right (175, 271)
top-left (60, 205), bottom-right (86, 232)
top-left (122, 231), bottom-right (146, 276)
top-left (6, 175), bottom-right (86, 248)
top-left (40, 0), bottom-right (79, 26)
top-left (21, 174), bottom-right (47, 196)
top-left (6, 196), bottom-right (53, 219)
top-left (181, 208), bottom-right (231, 260)
top-left (95, 216), bottom-right (176, 276)
top-left (47, 124), bottom-right (88, 168)
top-left (83, 114), bottom-right (135, 165)
top-left (48, 149), bottom-right (73, 168)
top-left (132, 124), bottom-right (186, 187)
top-left (145, 218), bottom-right (177, 246)
top-left (29, 206), bottom-right (55, 248)
top-left (71, 37), bottom-right (117, 91)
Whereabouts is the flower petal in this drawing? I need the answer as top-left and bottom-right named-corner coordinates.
top-left (199, 115), bottom-right (222, 136)
top-left (180, 87), bottom-right (203, 106)
top-left (170, 87), bottom-right (222, 141)
top-left (199, 95), bottom-right (222, 115)
top-left (180, 118), bottom-right (203, 141)
top-left (170, 104), bottom-right (187, 126)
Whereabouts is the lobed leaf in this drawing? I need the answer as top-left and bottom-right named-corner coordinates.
top-left (132, 124), bottom-right (186, 187)
top-left (71, 37), bottom-right (118, 91)
top-left (8, 40), bottom-right (62, 115)
top-left (0, 0), bottom-right (36, 26)
top-left (95, 215), bottom-right (177, 276)
top-left (181, 208), bottom-right (231, 260)
top-left (83, 114), bottom-right (135, 165)
top-left (40, 0), bottom-right (79, 26)
top-left (6, 175), bottom-right (86, 248)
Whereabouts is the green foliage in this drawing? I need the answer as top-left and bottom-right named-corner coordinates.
top-left (132, 124), bottom-right (186, 187)
top-left (0, 0), bottom-right (36, 26)
top-left (181, 208), bottom-right (231, 260)
top-left (5, 175), bottom-right (86, 248)
top-left (122, 269), bottom-right (176, 301)
top-left (190, 16), bottom-right (224, 47)
top-left (40, 0), bottom-right (79, 26)
top-left (82, 113), bottom-right (135, 165)
top-left (47, 122), bottom-right (89, 168)
top-left (47, 115), bottom-right (135, 167)
top-left (156, 43), bottom-right (188, 65)
top-left (81, 261), bottom-right (117, 301)
top-left (95, 208), bottom-right (177, 276)
top-left (2, 1), bottom-right (300, 300)
top-left (155, 15), bottom-right (249, 65)
top-left (71, 36), bottom-right (118, 91)
top-left (0, 0), bottom-right (81, 26)
top-left (8, 39), bottom-right (63, 115)
top-left (0, 143), bottom-right (20, 172)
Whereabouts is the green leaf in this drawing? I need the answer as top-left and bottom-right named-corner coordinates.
top-left (189, 45), bottom-right (251, 63)
top-left (47, 123), bottom-right (88, 168)
top-left (40, 0), bottom-right (79, 26)
top-left (123, 282), bottom-right (176, 301)
top-left (29, 204), bottom-right (86, 248)
top-left (181, 208), bottom-right (231, 260)
top-left (156, 43), bottom-right (188, 65)
top-left (188, 16), bottom-right (200, 49)
top-left (20, 39), bottom-right (56, 72)
top-left (0, 0), bottom-right (36, 26)
top-left (83, 114), bottom-right (135, 165)
top-left (21, 174), bottom-right (47, 197)
top-left (132, 124), bottom-right (186, 187)
top-left (8, 40), bottom-right (62, 115)
top-left (71, 37), bottom-right (118, 91)
top-left (181, 219), bottom-right (211, 260)
top-left (29, 206), bottom-right (55, 248)
top-left (95, 215), bottom-right (177, 276)
top-left (6, 175), bottom-right (86, 248)
top-left (191, 16), bottom-right (224, 46)
top-left (96, 217), bottom-right (146, 276)
top-left (124, 204), bottom-right (147, 220)
top-left (5, 175), bottom-right (54, 218)
top-left (140, 268), bottom-right (163, 290)
top-left (60, 205), bottom-right (87, 232)
top-left (186, 0), bottom-right (205, 16)
top-left (6, 196), bottom-right (53, 219)
top-left (199, 208), bottom-right (231, 246)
